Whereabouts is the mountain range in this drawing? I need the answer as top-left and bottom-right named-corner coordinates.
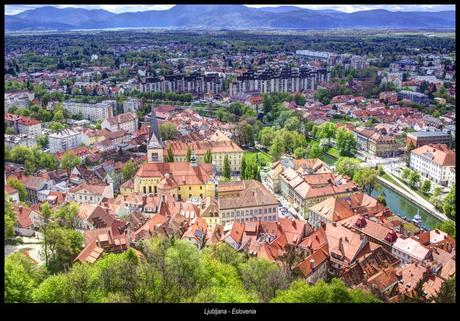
top-left (5, 5), bottom-right (456, 31)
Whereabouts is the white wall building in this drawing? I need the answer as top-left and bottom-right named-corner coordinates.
top-left (101, 112), bottom-right (138, 134)
top-left (392, 237), bottom-right (431, 264)
top-left (123, 98), bottom-right (141, 113)
top-left (410, 144), bottom-right (456, 186)
top-left (18, 117), bottom-right (42, 138)
top-left (63, 100), bottom-right (114, 121)
top-left (49, 129), bottom-right (82, 153)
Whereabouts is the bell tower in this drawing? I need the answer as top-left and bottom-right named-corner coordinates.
top-left (147, 107), bottom-right (164, 163)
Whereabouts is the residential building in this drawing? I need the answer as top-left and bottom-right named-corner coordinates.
top-left (229, 67), bottom-right (328, 96)
top-left (406, 131), bottom-right (451, 148)
top-left (307, 194), bottom-right (386, 228)
top-left (398, 90), bottom-right (430, 106)
top-left (63, 100), bottom-right (114, 121)
top-left (17, 117), bottom-right (42, 138)
top-left (122, 98), bottom-right (141, 113)
top-left (410, 144), bottom-right (456, 186)
top-left (68, 183), bottom-right (114, 205)
top-left (392, 237), bottom-right (431, 264)
top-left (49, 129), bottom-right (82, 153)
top-left (141, 72), bottom-right (223, 95)
top-left (164, 140), bottom-right (243, 174)
top-left (134, 160), bottom-right (216, 202)
top-left (217, 180), bottom-right (278, 225)
top-left (368, 133), bottom-right (402, 158)
top-left (6, 185), bottom-right (20, 203)
top-left (101, 112), bottom-right (138, 134)
top-left (295, 245), bottom-right (329, 284)
top-left (21, 176), bottom-right (49, 204)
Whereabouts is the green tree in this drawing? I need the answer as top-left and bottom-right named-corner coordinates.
top-left (237, 120), bottom-right (255, 147)
top-left (43, 225), bottom-right (84, 274)
top-left (421, 179), bottom-right (432, 194)
top-left (53, 202), bottom-right (79, 229)
top-left (238, 258), bottom-right (289, 303)
top-left (443, 185), bottom-right (456, 218)
top-left (4, 196), bottom-right (16, 240)
top-left (258, 127), bottom-right (276, 148)
top-left (223, 155), bottom-right (231, 180)
top-left (408, 171), bottom-right (421, 189)
top-left (307, 142), bottom-right (323, 159)
top-left (49, 121), bottom-right (66, 133)
top-left (269, 137), bottom-right (285, 160)
top-left (335, 128), bottom-right (357, 156)
top-left (204, 149), bottom-right (212, 164)
top-left (317, 122), bottom-right (336, 146)
top-left (165, 144), bottom-right (175, 163)
top-left (294, 94), bottom-right (306, 106)
top-left (121, 160), bottom-right (138, 181)
top-left (433, 277), bottom-right (456, 303)
top-left (5, 253), bottom-right (39, 303)
top-left (159, 123), bottom-right (178, 141)
top-left (271, 279), bottom-right (380, 303)
top-left (36, 136), bottom-right (49, 148)
top-left (7, 178), bottom-right (27, 202)
top-left (335, 157), bottom-right (361, 178)
top-left (60, 151), bottom-right (81, 181)
top-left (52, 110), bottom-right (64, 122)
top-left (435, 220), bottom-right (456, 238)
top-left (430, 187), bottom-right (443, 210)
top-left (401, 168), bottom-right (411, 180)
top-left (240, 156), bottom-right (247, 180)
top-left (353, 167), bottom-right (379, 195)
top-left (293, 147), bottom-right (309, 159)
top-left (283, 116), bottom-right (301, 131)
top-left (10, 145), bottom-right (33, 163)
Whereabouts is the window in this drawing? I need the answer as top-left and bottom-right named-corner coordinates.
top-left (189, 194), bottom-right (192, 198)
top-left (189, 186), bottom-right (191, 190)
top-left (143, 186), bottom-right (146, 194)
top-left (149, 186), bottom-right (152, 193)
top-left (200, 186), bottom-right (202, 190)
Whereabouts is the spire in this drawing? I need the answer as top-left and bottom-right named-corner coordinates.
top-left (148, 106), bottom-right (164, 149)
top-left (149, 107), bottom-right (162, 144)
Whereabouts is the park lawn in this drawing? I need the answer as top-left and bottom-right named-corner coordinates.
top-left (326, 147), bottom-right (341, 158)
top-left (382, 172), bottom-right (432, 203)
top-left (320, 154), bottom-right (337, 166)
top-left (243, 150), bottom-right (272, 166)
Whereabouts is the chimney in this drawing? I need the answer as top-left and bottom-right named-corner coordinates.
top-left (310, 259), bottom-right (315, 269)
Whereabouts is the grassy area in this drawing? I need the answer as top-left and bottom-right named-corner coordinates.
top-left (243, 150), bottom-right (272, 166)
top-left (320, 154), bottom-right (337, 166)
top-left (382, 172), bottom-right (432, 203)
top-left (326, 147), bottom-right (341, 159)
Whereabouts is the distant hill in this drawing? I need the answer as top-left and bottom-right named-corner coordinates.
top-left (5, 5), bottom-right (456, 31)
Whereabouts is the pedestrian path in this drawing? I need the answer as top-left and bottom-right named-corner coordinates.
top-left (378, 175), bottom-right (450, 222)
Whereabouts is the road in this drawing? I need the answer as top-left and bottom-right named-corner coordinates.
top-left (5, 234), bottom-right (45, 265)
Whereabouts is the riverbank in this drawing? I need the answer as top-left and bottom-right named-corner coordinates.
top-left (377, 175), bottom-right (450, 222)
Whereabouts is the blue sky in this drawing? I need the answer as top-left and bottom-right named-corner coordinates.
top-left (5, 4), bottom-right (456, 15)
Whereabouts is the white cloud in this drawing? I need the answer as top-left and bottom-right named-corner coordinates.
top-left (5, 4), bottom-right (455, 15)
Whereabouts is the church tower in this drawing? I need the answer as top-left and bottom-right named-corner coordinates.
top-left (147, 107), bottom-right (165, 163)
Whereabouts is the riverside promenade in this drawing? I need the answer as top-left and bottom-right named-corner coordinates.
top-left (377, 175), bottom-right (450, 222)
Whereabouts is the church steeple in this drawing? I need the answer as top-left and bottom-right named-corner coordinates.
top-left (149, 107), bottom-right (162, 145)
top-left (147, 107), bottom-right (165, 163)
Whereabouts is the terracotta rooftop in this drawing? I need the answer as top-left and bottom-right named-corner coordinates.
top-left (412, 144), bottom-right (455, 167)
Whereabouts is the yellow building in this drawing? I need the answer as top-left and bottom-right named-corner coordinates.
top-left (134, 159), bottom-right (216, 201)
top-left (368, 133), bottom-right (401, 158)
top-left (164, 140), bottom-right (243, 174)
